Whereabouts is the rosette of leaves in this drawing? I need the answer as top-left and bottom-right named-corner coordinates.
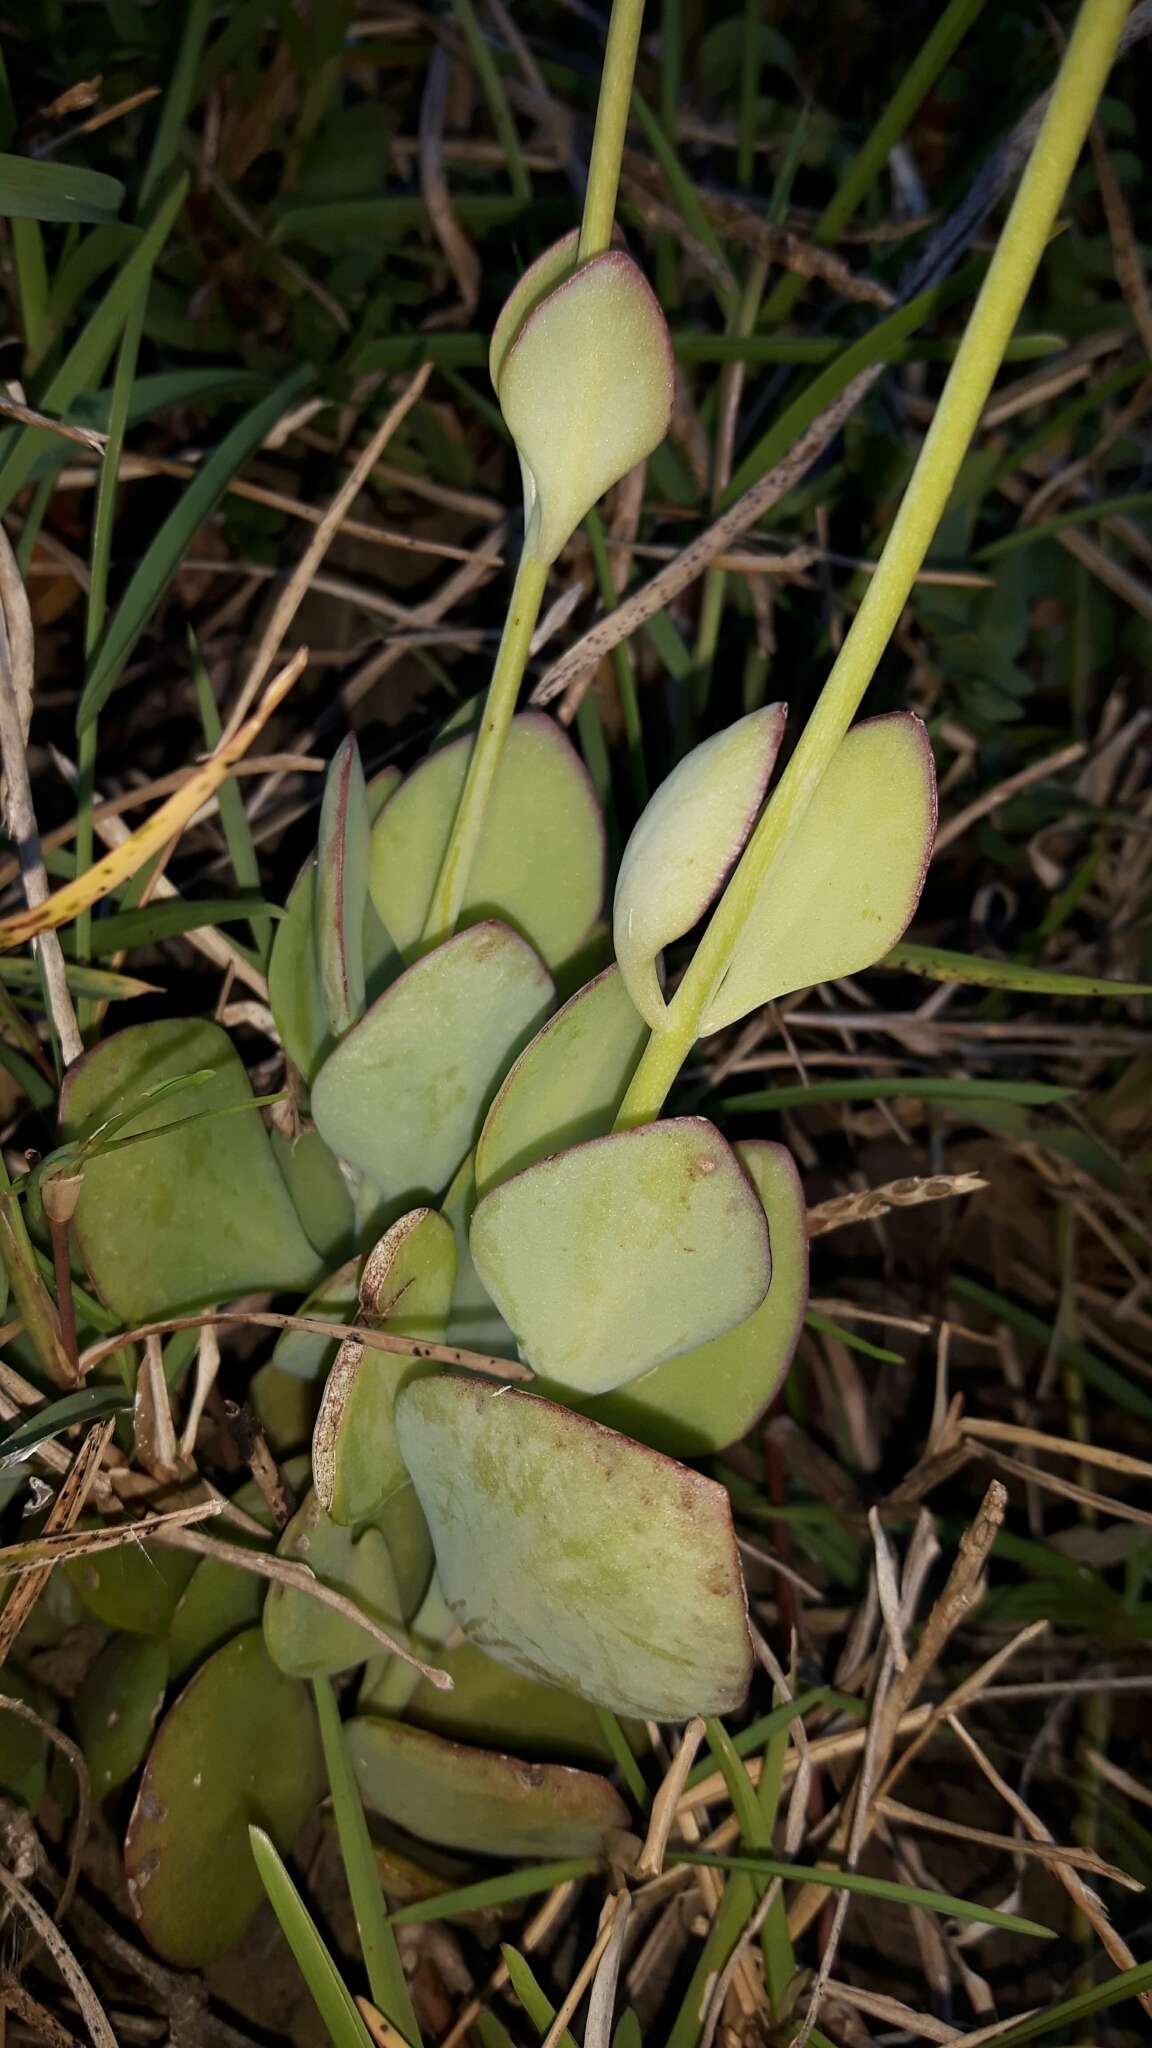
top-left (46, 241), bottom-right (935, 1966)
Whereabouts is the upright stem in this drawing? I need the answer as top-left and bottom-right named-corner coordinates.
top-left (423, 0), bottom-right (648, 945)
top-left (616, 0), bottom-right (1132, 1129)
top-left (421, 549), bottom-right (549, 945)
top-left (579, 0), bottom-right (647, 261)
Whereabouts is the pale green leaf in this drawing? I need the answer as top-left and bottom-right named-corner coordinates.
top-left (369, 714), bottom-right (603, 972)
top-left (395, 1376), bottom-right (753, 1719)
top-left (614, 707), bottom-right (786, 1029)
top-left (312, 923), bottom-right (553, 1202)
top-left (314, 1208), bottom-right (456, 1527)
top-left (703, 714), bottom-right (936, 1033)
top-left (558, 1140), bottom-right (807, 1455)
top-left (316, 736), bottom-right (370, 1038)
top-left (347, 1716), bottom-right (629, 1858)
top-left (495, 247), bottom-right (674, 565)
top-left (60, 1019), bottom-right (320, 1321)
top-left (469, 1118), bottom-right (770, 1393)
top-left (475, 965), bottom-right (648, 1198)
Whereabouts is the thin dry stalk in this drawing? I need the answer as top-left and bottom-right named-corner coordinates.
top-left (530, 371), bottom-right (876, 705)
top-left (0, 1694), bottom-right (91, 1923)
top-left (807, 1172), bottom-right (987, 1237)
top-left (874, 1795), bottom-right (1140, 1890)
top-left (0, 526), bottom-right (82, 1061)
top-left (0, 1863), bottom-right (117, 2048)
top-left (151, 1523), bottom-right (452, 1685)
top-left (78, 1305), bottom-right (534, 1381)
top-left (635, 1718), bottom-right (707, 1879)
top-left (947, 1714), bottom-right (1152, 2017)
top-left (540, 1893), bottom-right (626, 2048)
top-left (223, 366), bottom-right (433, 735)
top-left (419, 46), bottom-right (481, 316)
top-left (0, 1422), bottom-right (113, 1665)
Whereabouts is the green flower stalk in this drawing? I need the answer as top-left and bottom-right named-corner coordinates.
top-left (422, 0), bottom-right (670, 947)
top-left (614, 0), bottom-right (1134, 1128)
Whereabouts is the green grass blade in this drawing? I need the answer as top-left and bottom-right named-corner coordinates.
top-left (665, 1871), bottom-right (756, 2048)
top-left (0, 154), bottom-right (125, 223)
top-left (0, 957), bottom-right (156, 999)
top-left (951, 1277), bottom-right (1152, 1430)
top-left (248, 1825), bottom-right (376, 2048)
top-left (76, 287), bottom-right (150, 1013)
top-left (722, 1077), bottom-right (1076, 1112)
top-left (669, 1853), bottom-right (1055, 1937)
top-left (611, 2011), bottom-right (643, 2048)
top-left (391, 1859), bottom-right (599, 1927)
top-left (449, 0), bottom-right (532, 203)
top-left (805, 1312), bottom-right (903, 1364)
top-left (684, 1692), bottom-right (842, 1789)
top-left (312, 1676), bottom-right (423, 2047)
top-left (763, 0), bottom-right (988, 323)
top-left (0, 176), bottom-right (188, 517)
top-left (594, 1709), bottom-right (650, 1810)
top-left (968, 1960), bottom-right (1152, 2044)
top-left (193, 634), bottom-right (271, 961)
top-left (722, 259), bottom-right (985, 506)
top-left (78, 362), bottom-right (314, 728)
top-left (139, 0), bottom-right (216, 207)
top-left (1, 1386), bottom-right (130, 1467)
top-left (978, 490), bottom-right (1152, 557)
top-left (502, 1947), bottom-right (578, 2048)
top-left (885, 942), bottom-right (1152, 997)
top-left (10, 217), bottom-right (49, 364)
top-left (73, 896), bottom-right (281, 957)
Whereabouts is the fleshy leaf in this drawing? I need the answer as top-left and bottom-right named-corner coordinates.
top-left (271, 1126), bottom-right (355, 1264)
top-left (395, 1376), bottom-right (753, 1719)
top-left (269, 859), bottom-right (400, 1085)
top-left (489, 227), bottom-right (580, 387)
top-left (441, 1154), bottom-right (518, 1358)
top-left (311, 922), bottom-right (553, 1202)
top-left (271, 1256), bottom-right (360, 1381)
top-left (60, 1019), bottom-right (321, 1321)
top-left (494, 247), bottom-right (674, 565)
top-left (268, 863), bottom-right (327, 1084)
top-left (703, 713), bottom-right (937, 1034)
top-left (167, 1461), bottom-right (311, 1681)
top-left (469, 1117), bottom-right (771, 1393)
top-left (314, 1208), bottom-right (456, 1527)
top-left (315, 734), bottom-right (371, 1038)
top-left (399, 1629), bottom-right (646, 1768)
top-left (347, 1715), bottom-right (630, 1859)
top-left (475, 966), bottom-right (648, 1198)
top-left (74, 1635), bottom-right (168, 1797)
top-left (553, 1142), bottom-right (808, 1456)
top-left (613, 706), bottom-right (787, 1029)
top-left (65, 1532), bottom-right (196, 1635)
top-left (263, 1483), bottom-right (432, 1679)
top-left (124, 1630), bottom-right (323, 1966)
top-left (369, 713), bottom-right (603, 971)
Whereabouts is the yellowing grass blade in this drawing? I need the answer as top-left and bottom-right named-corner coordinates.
top-left (0, 651), bottom-right (306, 953)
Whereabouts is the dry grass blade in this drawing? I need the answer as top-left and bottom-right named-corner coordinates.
top-left (0, 1863), bottom-right (117, 2048)
top-left (786, 1483), bottom-right (1008, 1945)
top-left (0, 525), bottom-right (82, 1058)
top-left (0, 1693), bottom-right (92, 1922)
top-left (222, 365), bottom-right (433, 735)
top-left (972, 1447), bottom-right (1152, 1528)
top-left (0, 397), bottom-right (106, 450)
top-left (947, 1715), bottom-right (1152, 2017)
top-left (78, 1306), bottom-right (534, 1381)
top-left (1090, 122), bottom-right (1152, 361)
top-left (1085, 1746), bottom-right (1152, 1815)
top-left (540, 1892), bottom-right (626, 2048)
top-left (959, 1416), bottom-right (1152, 1482)
top-left (825, 1980), bottom-right (961, 2043)
top-left (530, 371), bottom-right (875, 705)
top-left (0, 1421), bottom-right (113, 1665)
top-left (636, 1718), bottom-right (707, 1879)
top-left (420, 45), bottom-right (481, 316)
top-left (151, 1523), bottom-right (453, 1687)
top-left (807, 1172), bottom-right (987, 1237)
top-left (874, 1796), bottom-right (1142, 1890)
top-left (0, 1495), bottom-right (220, 1578)
top-left (933, 741), bottom-right (1086, 853)
top-left (0, 650), bottom-right (307, 949)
